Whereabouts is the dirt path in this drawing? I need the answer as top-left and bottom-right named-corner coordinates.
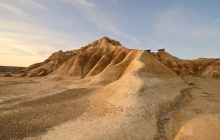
top-left (165, 76), bottom-right (220, 140)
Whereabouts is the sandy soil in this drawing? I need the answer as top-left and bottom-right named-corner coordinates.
top-left (1, 37), bottom-right (220, 140)
top-left (0, 77), bottom-right (91, 139)
top-left (165, 76), bottom-right (220, 140)
top-left (0, 69), bottom-right (219, 140)
top-left (0, 74), bottom-right (185, 139)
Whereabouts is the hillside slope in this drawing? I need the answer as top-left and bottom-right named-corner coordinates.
top-left (18, 37), bottom-right (220, 80)
top-left (1, 37), bottom-right (219, 140)
top-left (157, 49), bottom-right (220, 79)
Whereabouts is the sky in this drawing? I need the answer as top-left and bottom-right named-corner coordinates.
top-left (0, 0), bottom-right (220, 66)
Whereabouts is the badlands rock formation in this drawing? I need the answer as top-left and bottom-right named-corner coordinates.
top-left (21, 36), bottom-right (220, 80)
top-left (157, 49), bottom-right (220, 78)
top-left (1, 37), bottom-right (219, 140)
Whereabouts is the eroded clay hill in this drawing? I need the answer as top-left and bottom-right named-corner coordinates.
top-left (23, 36), bottom-right (128, 79)
top-left (157, 49), bottom-right (220, 79)
top-left (1, 37), bottom-right (220, 140)
top-left (19, 37), bottom-right (172, 85)
top-left (20, 36), bottom-right (220, 80)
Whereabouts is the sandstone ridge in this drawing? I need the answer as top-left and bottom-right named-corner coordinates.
top-left (1, 37), bottom-right (220, 140)
top-left (157, 49), bottom-right (220, 79)
top-left (19, 37), bottom-right (220, 80)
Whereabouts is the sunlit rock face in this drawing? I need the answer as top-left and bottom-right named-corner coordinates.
top-left (20, 37), bottom-right (220, 79)
top-left (156, 49), bottom-right (220, 79)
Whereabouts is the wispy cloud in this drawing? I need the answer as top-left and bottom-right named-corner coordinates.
top-left (213, 17), bottom-right (220, 25)
top-left (0, 19), bottom-right (81, 66)
top-left (63, 0), bottom-right (95, 7)
top-left (59, 0), bottom-right (140, 45)
top-left (155, 7), bottom-right (185, 32)
top-left (0, 2), bottom-right (31, 18)
top-left (19, 0), bottom-right (49, 11)
top-left (0, 1), bottom-right (43, 24)
top-left (51, 0), bottom-right (60, 9)
top-left (0, 36), bottom-right (53, 66)
top-left (152, 6), bottom-right (220, 58)
top-left (155, 6), bottom-right (220, 39)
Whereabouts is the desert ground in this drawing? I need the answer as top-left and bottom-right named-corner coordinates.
top-left (0, 74), bottom-right (219, 140)
top-left (0, 37), bottom-right (219, 140)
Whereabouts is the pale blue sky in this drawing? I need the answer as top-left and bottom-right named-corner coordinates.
top-left (0, 0), bottom-right (220, 66)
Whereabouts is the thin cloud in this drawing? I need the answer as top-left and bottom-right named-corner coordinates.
top-left (213, 17), bottom-right (220, 25)
top-left (0, 37), bottom-right (53, 66)
top-left (62, 0), bottom-right (139, 45)
top-left (0, 1), bottom-right (41, 24)
top-left (0, 2), bottom-right (31, 18)
top-left (62, 0), bottom-right (95, 7)
top-left (19, 0), bottom-right (49, 11)
top-left (155, 6), bottom-right (220, 40)
top-left (152, 6), bottom-right (220, 59)
top-left (155, 7), bottom-right (185, 32)
top-left (76, 0), bottom-right (95, 7)
top-left (51, 1), bottom-right (60, 9)
top-left (0, 0), bottom-right (89, 66)
top-left (87, 11), bottom-right (140, 45)
top-left (0, 19), bottom-right (81, 66)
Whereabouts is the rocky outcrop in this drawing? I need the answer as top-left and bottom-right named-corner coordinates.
top-left (1, 37), bottom-right (219, 140)
top-left (21, 37), bottom-right (219, 79)
top-left (201, 60), bottom-right (220, 79)
top-left (21, 37), bottom-right (125, 78)
top-left (19, 50), bottom-right (75, 77)
top-left (156, 50), bottom-right (220, 79)
top-left (48, 37), bottom-right (177, 85)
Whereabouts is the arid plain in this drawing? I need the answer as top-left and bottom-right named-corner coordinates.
top-left (0, 37), bottom-right (220, 140)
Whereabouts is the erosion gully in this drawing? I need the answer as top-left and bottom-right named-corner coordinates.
top-left (155, 87), bottom-right (192, 140)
